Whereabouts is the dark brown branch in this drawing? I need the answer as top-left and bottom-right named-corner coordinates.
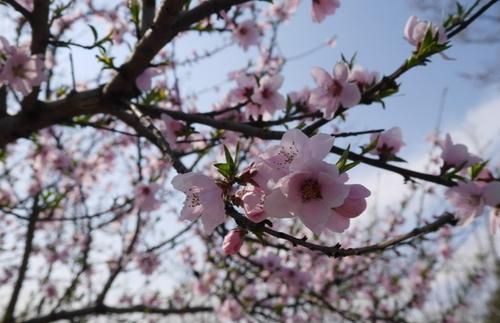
top-left (104, 0), bottom-right (250, 97)
top-left (333, 129), bottom-right (384, 138)
top-left (229, 208), bottom-right (457, 258)
top-left (0, 86), bottom-right (7, 118)
top-left (141, 0), bottom-right (156, 35)
top-left (140, 105), bottom-right (454, 187)
top-left (0, 88), bottom-right (106, 148)
top-left (447, 0), bottom-right (500, 38)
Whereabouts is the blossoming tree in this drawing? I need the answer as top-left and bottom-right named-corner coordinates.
top-left (0, 0), bottom-right (499, 322)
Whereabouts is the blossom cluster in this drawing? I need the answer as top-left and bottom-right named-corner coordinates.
top-left (438, 134), bottom-right (500, 230)
top-left (224, 61), bottom-right (374, 122)
top-left (173, 128), bottom-right (371, 254)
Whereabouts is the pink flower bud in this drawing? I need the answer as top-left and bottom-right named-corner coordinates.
top-left (222, 229), bottom-right (245, 255)
top-left (404, 16), bottom-right (447, 48)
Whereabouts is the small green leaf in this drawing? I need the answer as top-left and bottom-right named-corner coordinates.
top-left (214, 163), bottom-right (232, 179)
top-left (336, 145), bottom-right (351, 172)
top-left (223, 145), bottom-right (235, 171)
top-left (470, 160), bottom-right (489, 180)
top-left (129, 0), bottom-right (141, 25)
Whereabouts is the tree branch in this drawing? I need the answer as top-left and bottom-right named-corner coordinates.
top-left (141, 0), bottom-right (156, 36)
top-left (229, 208), bottom-right (457, 258)
top-left (104, 0), bottom-right (250, 97)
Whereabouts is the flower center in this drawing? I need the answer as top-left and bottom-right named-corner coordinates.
top-left (278, 142), bottom-right (299, 165)
top-left (12, 64), bottom-right (26, 78)
top-left (188, 188), bottom-right (201, 207)
top-left (243, 86), bottom-right (254, 97)
top-left (300, 179), bottom-right (322, 201)
top-left (261, 87), bottom-right (271, 99)
top-left (467, 194), bottom-right (481, 207)
top-left (239, 27), bottom-right (248, 36)
top-left (328, 80), bottom-right (343, 97)
top-left (141, 186), bottom-right (151, 195)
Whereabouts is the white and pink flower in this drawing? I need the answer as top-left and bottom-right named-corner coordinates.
top-left (172, 172), bottom-right (226, 234)
top-left (232, 20), bottom-right (261, 51)
top-left (249, 128), bottom-right (334, 190)
top-left (445, 182), bottom-right (484, 224)
top-left (440, 134), bottom-right (481, 169)
top-left (369, 127), bottom-right (405, 159)
top-left (0, 38), bottom-right (45, 96)
top-left (327, 184), bottom-right (371, 232)
top-left (309, 63), bottom-right (361, 118)
top-left (264, 159), bottom-right (350, 234)
top-left (134, 183), bottom-right (161, 212)
top-left (135, 67), bottom-right (162, 92)
top-left (311, 0), bottom-right (341, 23)
top-left (249, 74), bottom-right (286, 121)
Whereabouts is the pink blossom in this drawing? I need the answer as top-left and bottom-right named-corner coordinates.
top-left (348, 65), bottom-right (379, 88)
top-left (135, 67), bottom-right (162, 92)
top-left (0, 47), bottom-right (45, 96)
top-left (134, 183), bottom-right (161, 212)
top-left (136, 252), bottom-right (160, 275)
top-left (264, 128), bottom-right (334, 172)
top-left (445, 182), bottom-right (484, 224)
top-left (440, 134), bottom-right (481, 169)
top-left (222, 229), bottom-right (245, 255)
top-left (172, 172), bottom-right (226, 234)
top-left (44, 284), bottom-right (58, 299)
top-left (264, 159), bottom-right (350, 234)
top-left (217, 299), bottom-right (243, 321)
top-left (311, 0), bottom-right (341, 23)
top-left (326, 184), bottom-right (371, 232)
top-left (267, 0), bottom-right (300, 22)
top-left (309, 63), bottom-right (361, 118)
top-left (289, 87), bottom-right (314, 112)
top-left (404, 16), bottom-right (447, 48)
top-left (279, 267), bottom-right (311, 296)
top-left (369, 127), bottom-right (405, 159)
top-left (238, 185), bottom-right (267, 222)
top-left (249, 74), bottom-right (286, 120)
top-left (250, 129), bottom-right (334, 190)
top-left (232, 20), bottom-right (260, 51)
top-left (229, 74), bottom-right (256, 104)
top-left (258, 253), bottom-right (282, 272)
